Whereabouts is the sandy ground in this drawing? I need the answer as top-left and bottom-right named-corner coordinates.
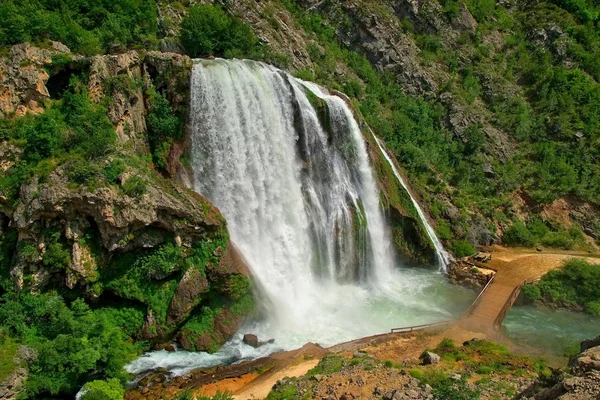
top-left (231, 359), bottom-right (320, 400)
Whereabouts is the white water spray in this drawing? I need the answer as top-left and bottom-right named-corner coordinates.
top-left (126, 59), bottom-right (470, 375)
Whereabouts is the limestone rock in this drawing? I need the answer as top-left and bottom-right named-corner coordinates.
top-left (167, 268), bottom-right (210, 326)
top-left (569, 345), bottom-right (600, 373)
top-left (419, 351), bottom-right (440, 365)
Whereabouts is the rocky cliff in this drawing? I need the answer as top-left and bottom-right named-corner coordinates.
top-left (0, 43), bottom-right (253, 354)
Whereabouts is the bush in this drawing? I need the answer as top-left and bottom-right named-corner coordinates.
top-left (179, 5), bottom-right (259, 58)
top-left (0, 0), bottom-right (158, 54)
top-left (80, 378), bottom-right (124, 400)
top-left (449, 240), bottom-right (476, 257)
top-left (102, 159), bottom-right (126, 185)
top-left (502, 222), bottom-right (535, 247)
top-left (521, 284), bottom-right (541, 301)
top-left (0, 294), bottom-right (141, 397)
top-left (122, 176), bottom-right (147, 197)
top-left (146, 89), bottom-right (181, 168)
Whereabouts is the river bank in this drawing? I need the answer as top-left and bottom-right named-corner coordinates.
top-left (125, 246), bottom-right (600, 399)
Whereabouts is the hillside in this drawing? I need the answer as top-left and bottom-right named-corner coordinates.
top-left (1, 0), bottom-right (600, 399)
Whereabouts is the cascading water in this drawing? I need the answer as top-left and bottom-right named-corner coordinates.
top-left (371, 136), bottom-right (451, 271)
top-left (126, 59), bottom-right (473, 376)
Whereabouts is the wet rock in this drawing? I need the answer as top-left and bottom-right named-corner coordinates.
top-left (420, 351), bottom-right (440, 365)
top-left (243, 334), bottom-right (259, 348)
top-left (166, 268), bottom-right (209, 325)
top-left (581, 336), bottom-right (600, 352)
top-left (154, 343), bottom-right (176, 352)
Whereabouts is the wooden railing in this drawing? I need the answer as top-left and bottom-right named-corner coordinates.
top-left (390, 320), bottom-right (453, 333)
top-left (493, 278), bottom-right (536, 328)
top-left (390, 272), bottom-right (496, 333)
top-left (462, 273), bottom-right (496, 317)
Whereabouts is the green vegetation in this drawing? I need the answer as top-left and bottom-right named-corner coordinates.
top-left (80, 378), bottom-right (125, 400)
top-left (523, 258), bottom-right (600, 315)
top-left (0, 334), bottom-right (19, 382)
top-left (0, 293), bottom-right (142, 398)
top-left (0, 75), bottom-right (116, 207)
top-left (146, 88), bottom-right (182, 169)
top-left (0, 0), bottom-right (157, 55)
top-left (179, 5), bottom-right (260, 58)
top-left (502, 220), bottom-right (586, 249)
top-left (448, 240), bottom-right (476, 257)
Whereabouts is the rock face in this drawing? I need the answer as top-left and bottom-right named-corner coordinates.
top-left (0, 43), bottom-right (253, 352)
top-left (524, 339), bottom-right (600, 400)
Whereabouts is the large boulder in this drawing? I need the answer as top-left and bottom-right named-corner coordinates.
top-left (420, 351), bottom-right (441, 365)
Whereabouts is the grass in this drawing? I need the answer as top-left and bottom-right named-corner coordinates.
top-left (0, 337), bottom-right (19, 382)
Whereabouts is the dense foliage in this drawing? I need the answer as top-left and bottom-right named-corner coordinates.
top-left (179, 5), bottom-right (260, 58)
top-left (522, 258), bottom-right (600, 315)
top-left (0, 75), bottom-right (117, 207)
top-left (0, 0), bottom-right (158, 55)
top-left (0, 292), bottom-right (142, 397)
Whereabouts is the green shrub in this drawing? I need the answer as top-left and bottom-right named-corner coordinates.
top-left (0, 0), bottom-right (158, 54)
top-left (179, 5), bottom-right (259, 58)
top-left (66, 158), bottom-right (101, 184)
top-left (80, 378), bottom-right (124, 400)
top-left (502, 222), bottom-right (535, 247)
top-left (585, 301), bottom-right (600, 316)
top-left (102, 160), bottom-right (126, 185)
top-left (521, 284), bottom-right (541, 301)
top-left (536, 258), bottom-right (600, 315)
top-left (122, 176), bottom-right (147, 197)
top-left (146, 89), bottom-right (181, 168)
top-left (0, 294), bottom-right (141, 398)
top-left (449, 240), bottom-right (476, 257)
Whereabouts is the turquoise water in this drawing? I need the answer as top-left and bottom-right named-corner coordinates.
top-left (502, 305), bottom-right (600, 359)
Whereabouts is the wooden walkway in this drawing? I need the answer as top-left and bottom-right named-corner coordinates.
top-left (389, 250), bottom-right (600, 336)
top-left (460, 252), bottom-right (600, 334)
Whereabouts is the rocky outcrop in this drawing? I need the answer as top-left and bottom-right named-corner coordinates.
top-left (0, 43), bottom-right (254, 352)
top-left (522, 338), bottom-right (600, 399)
top-left (447, 259), bottom-right (492, 289)
top-left (0, 43), bottom-right (82, 118)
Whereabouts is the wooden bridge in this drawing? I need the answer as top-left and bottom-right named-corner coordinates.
top-left (392, 250), bottom-right (600, 336)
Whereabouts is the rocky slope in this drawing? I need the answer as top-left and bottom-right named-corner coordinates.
top-left (0, 42), bottom-right (253, 353)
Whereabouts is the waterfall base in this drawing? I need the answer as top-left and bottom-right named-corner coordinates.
top-left (126, 268), bottom-right (475, 376)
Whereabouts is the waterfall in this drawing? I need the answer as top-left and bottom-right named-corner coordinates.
top-left (177, 58), bottom-right (465, 356)
top-left (124, 59), bottom-right (475, 376)
top-left (372, 136), bottom-right (451, 271)
top-left (189, 58), bottom-right (393, 321)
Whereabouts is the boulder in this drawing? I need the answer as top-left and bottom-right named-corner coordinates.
top-left (243, 334), bottom-right (259, 348)
top-left (419, 351), bottom-right (440, 365)
top-left (473, 252), bottom-right (492, 262)
top-left (569, 345), bottom-right (600, 372)
top-left (166, 268), bottom-right (209, 326)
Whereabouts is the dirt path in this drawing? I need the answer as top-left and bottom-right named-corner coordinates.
top-left (231, 359), bottom-right (320, 400)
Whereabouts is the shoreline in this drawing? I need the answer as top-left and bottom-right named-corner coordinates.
top-left (126, 246), bottom-right (600, 399)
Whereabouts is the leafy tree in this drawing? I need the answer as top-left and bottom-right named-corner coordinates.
top-left (80, 378), bottom-right (124, 400)
top-left (179, 5), bottom-right (259, 58)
